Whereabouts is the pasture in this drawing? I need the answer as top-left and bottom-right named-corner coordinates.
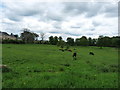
top-left (2, 44), bottom-right (118, 88)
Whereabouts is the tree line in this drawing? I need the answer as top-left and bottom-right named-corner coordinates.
top-left (49, 35), bottom-right (120, 48)
top-left (1, 28), bottom-right (120, 48)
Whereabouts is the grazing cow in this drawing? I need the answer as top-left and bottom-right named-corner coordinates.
top-left (68, 49), bottom-right (72, 52)
top-left (89, 52), bottom-right (94, 55)
top-left (73, 52), bottom-right (77, 60)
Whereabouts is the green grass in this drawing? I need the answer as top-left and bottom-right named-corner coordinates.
top-left (2, 44), bottom-right (118, 88)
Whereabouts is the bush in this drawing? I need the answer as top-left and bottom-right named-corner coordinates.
top-left (2, 39), bottom-right (25, 44)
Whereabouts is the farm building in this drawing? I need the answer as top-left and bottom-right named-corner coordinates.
top-left (0, 31), bottom-right (17, 40)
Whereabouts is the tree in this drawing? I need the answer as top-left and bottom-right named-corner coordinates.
top-left (49, 36), bottom-right (54, 45)
top-left (97, 35), bottom-right (104, 48)
top-left (75, 38), bottom-right (80, 46)
top-left (88, 37), bottom-right (97, 46)
top-left (58, 36), bottom-right (62, 41)
top-left (67, 37), bottom-right (74, 46)
top-left (54, 36), bottom-right (58, 45)
top-left (57, 36), bottom-right (66, 47)
top-left (102, 36), bottom-right (112, 47)
top-left (57, 40), bottom-right (66, 48)
top-left (40, 32), bottom-right (45, 41)
top-left (111, 36), bottom-right (120, 47)
top-left (20, 28), bottom-right (39, 43)
top-left (88, 37), bottom-right (92, 46)
top-left (79, 36), bottom-right (88, 46)
top-left (92, 39), bottom-right (97, 46)
top-left (33, 33), bottom-right (39, 41)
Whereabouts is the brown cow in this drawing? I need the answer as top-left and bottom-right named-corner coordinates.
top-left (68, 49), bottom-right (72, 52)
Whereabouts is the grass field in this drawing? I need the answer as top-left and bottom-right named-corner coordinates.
top-left (2, 44), bottom-right (119, 88)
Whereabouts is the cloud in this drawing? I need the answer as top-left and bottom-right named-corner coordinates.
top-left (71, 26), bottom-right (81, 28)
top-left (63, 2), bottom-right (88, 15)
top-left (63, 2), bottom-right (118, 18)
top-left (92, 21), bottom-right (101, 27)
top-left (0, 1), bottom-right (118, 40)
top-left (102, 3), bottom-right (118, 17)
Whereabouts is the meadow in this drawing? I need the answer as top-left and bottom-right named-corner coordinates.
top-left (2, 44), bottom-right (119, 88)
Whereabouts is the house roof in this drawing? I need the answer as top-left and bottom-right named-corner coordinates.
top-left (0, 31), bottom-right (9, 36)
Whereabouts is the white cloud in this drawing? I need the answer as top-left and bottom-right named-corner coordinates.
top-left (0, 1), bottom-right (118, 40)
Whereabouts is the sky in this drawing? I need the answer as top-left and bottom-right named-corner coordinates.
top-left (0, 0), bottom-right (118, 40)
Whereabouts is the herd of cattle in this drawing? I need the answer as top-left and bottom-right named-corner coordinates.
top-left (0, 48), bottom-right (95, 73)
top-left (59, 48), bottom-right (95, 55)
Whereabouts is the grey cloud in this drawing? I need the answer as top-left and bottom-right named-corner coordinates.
top-left (3, 2), bottom-right (45, 22)
top-left (8, 6), bottom-right (40, 17)
top-left (2, 21), bottom-right (14, 25)
top-left (7, 15), bottom-right (22, 21)
top-left (46, 15), bottom-right (63, 21)
top-left (90, 28), bottom-right (95, 31)
top-left (63, 2), bottom-right (102, 17)
top-left (54, 25), bottom-right (61, 29)
top-left (6, 9), bottom-right (43, 22)
top-left (105, 11), bottom-right (118, 17)
top-left (70, 23), bottom-right (82, 29)
top-left (87, 33), bottom-right (94, 35)
top-left (102, 4), bottom-right (118, 17)
top-left (4, 9), bottom-right (23, 21)
top-left (85, 11), bottom-right (98, 18)
top-left (63, 2), bottom-right (89, 16)
top-left (49, 31), bottom-right (81, 36)
top-left (92, 21), bottom-right (101, 27)
top-left (63, 2), bottom-right (117, 18)
top-left (49, 31), bottom-right (60, 34)
top-left (4, 2), bottom-right (117, 23)
top-left (85, 2), bottom-right (105, 18)
top-left (91, 3), bottom-right (118, 18)
top-left (105, 6), bottom-right (117, 13)
top-left (46, 10), bottom-right (64, 21)
top-left (71, 26), bottom-right (81, 28)
top-left (64, 32), bottom-right (81, 36)
top-left (16, 10), bottom-right (40, 16)
top-left (52, 22), bottom-right (62, 29)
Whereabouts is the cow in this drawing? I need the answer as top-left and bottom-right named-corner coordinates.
top-left (73, 52), bottom-right (77, 60)
top-left (68, 49), bottom-right (72, 52)
top-left (89, 52), bottom-right (94, 55)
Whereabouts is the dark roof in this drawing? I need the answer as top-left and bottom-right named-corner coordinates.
top-left (0, 32), bottom-right (9, 36)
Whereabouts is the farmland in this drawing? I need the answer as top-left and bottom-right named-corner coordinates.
top-left (2, 44), bottom-right (119, 88)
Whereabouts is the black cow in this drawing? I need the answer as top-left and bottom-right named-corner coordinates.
top-left (73, 52), bottom-right (77, 60)
top-left (89, 52), bottom-right (94, 55)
